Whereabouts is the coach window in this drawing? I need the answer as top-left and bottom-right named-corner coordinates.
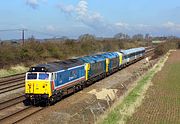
top-left (133, 53), bottom-right (135, 56)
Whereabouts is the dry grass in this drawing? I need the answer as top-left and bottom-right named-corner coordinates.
top-left (0, 64), bottom-right (28, 78)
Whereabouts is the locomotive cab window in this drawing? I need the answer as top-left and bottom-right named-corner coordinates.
top-left (52, 73), bottom-right (56, 80)
top-left (39, 73), bottom-right (49, 80)
top-left (27, 73), bottom-right (37, 80)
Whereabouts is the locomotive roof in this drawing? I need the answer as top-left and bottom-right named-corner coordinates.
top-left (78, 54), bottom-right (106, 63)
top-left (98, 52), bottom-right (119, 59)
top-left (78, 52), bottom-right (119, 63)
top-left (29, 59), bottom-right (84, 72)
top-left (120, 47), bottom-right (145, 55)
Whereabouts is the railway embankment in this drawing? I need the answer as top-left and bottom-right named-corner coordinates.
top-left (99, 50), bottom-right (171, 124)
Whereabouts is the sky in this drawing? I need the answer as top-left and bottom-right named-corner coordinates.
top-left (0, 0), bottom-right (180, 39)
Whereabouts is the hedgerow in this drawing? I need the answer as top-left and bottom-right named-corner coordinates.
top-left (0, 38), bottom-right (179, 69)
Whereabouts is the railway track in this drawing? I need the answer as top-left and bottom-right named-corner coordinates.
top-left (0, 95), bottom-right (25, 111)
top-left (145, 47), bottom-right (155, 57)
top-left (0, 90), bottom-right (44, 124)
top-left (0, 74), bottom-right (25, 84)
top-left (0, 73), bottom-right (25, 80)
top-left (0, 74), bottom-right (25, 94)
top-left (0, 82), bottom-right (24, 94)
top-left (0, 73), bottom-right (44, 124)
top-left (0, 104), bottom-right (44, 124)
top-left (0, 76), bottom-right (25, 86)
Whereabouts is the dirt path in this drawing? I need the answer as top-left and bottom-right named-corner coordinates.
top-left (16, 58), bottom-right (157, 124)
top-left (127, 50), bottom-right (180, 124)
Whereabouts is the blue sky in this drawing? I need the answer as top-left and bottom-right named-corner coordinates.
top-left (0, 0), bottom-right (180, 39)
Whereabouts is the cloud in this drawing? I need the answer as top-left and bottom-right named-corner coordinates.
top-left (26, 0), bottom-right (39, 9)
top-left (75, 0), bottom-right (107, 32)
top-left (115, 22), bottom-right (129, 28)
top-left (76, 0), bottom-right (88, 17)
top-left (136, 24), bottom-right (150, 28)
top-left (163, 21), bottom-right (175, 28)
top-left (58, 1), bottom-right (180, 37)
top-left (46, 25), bottom-right (56, 32)
top-left (58, 0), bottom-right (107, 33)
top-left (58, 4), bottom-right (75, 14)
top-left (26, 0), bottom-right (47, 9)
top-left (163, 21), bottom-right (180, 31)
top-left (114, 22), bottom-right (153, 34)
top-left (57, 0), bottom-right (154, 36)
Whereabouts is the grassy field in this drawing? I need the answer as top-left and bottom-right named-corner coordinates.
top-left (127, 50), bottom-right (180, 124)
top-left (99, 51), bottom-right (170, 124)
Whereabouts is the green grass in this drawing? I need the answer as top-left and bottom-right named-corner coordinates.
top-left (99, 53), bottom-right (169, 124)
top-left (0, 65), bottom-right (28, 78)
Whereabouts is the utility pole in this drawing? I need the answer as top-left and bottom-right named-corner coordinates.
top-left (22, 29), bottom-right (25, 45)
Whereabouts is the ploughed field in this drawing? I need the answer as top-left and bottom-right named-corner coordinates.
top-left (127, 50), bottom-right (180, 124)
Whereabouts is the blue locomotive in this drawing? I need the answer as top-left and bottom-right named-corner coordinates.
top-left (24, 47), bottom-right (145, 105)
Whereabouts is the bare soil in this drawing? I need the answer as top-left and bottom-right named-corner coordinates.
top-left (127, 50), bottom-right (180, 124)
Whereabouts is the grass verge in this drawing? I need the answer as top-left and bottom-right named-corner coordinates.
top-left (0, 65), bottom-right (28, 78)
top-left (99, 52), bottom-right (171, 124)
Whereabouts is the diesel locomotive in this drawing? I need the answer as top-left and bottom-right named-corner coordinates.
top-left (24, 47), bottom-right (145, 105)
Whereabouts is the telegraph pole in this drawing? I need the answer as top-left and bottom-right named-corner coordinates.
top-left (22, 29), bottom-right (25, 45)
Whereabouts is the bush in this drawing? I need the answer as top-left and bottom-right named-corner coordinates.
top-left (154, 40), bottom-right (179, 57)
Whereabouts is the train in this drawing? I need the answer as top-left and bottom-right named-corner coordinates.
top-left (24, 47), bottom-right (145, 105)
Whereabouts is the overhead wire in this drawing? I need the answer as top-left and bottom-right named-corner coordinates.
top-left (0, 28), bottom-right (60, 39)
